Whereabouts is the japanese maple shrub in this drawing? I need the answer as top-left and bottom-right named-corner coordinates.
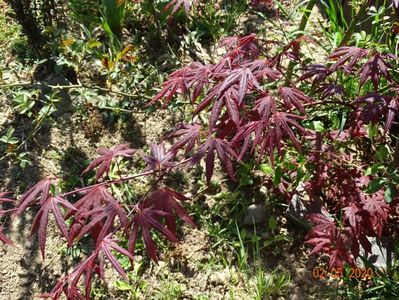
top-left (1, 32), bottom-right (399, 300)
top-left (148, 35), bottom-right (399, 270)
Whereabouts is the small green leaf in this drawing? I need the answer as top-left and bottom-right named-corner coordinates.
top-left (239, 176), bottom-right (253, 186)
top-left (365, 163), bottom-right (385, 176)
top-left (312, 120), bottom-right (324, 132)
top-left (87, 39), bottom-right (102, 48)
top-left (375, 145), bottom-right (389, 161)
top-left (366, 178), bottom-right (385, 193)
top-left (384, 185), bottom-right (396, 203)
top-left (268, 216), bottom-right (277, 231)
top-left (115, 280), bottom-right (133, 291)
top-left (6, 127), bottom-right (14, 137)
top-left (258, 164), bottom-right (273, 175)
top-left (273, 165), bottom-right (282, 186)
top-left (366, 123), bottom-right (379, 142)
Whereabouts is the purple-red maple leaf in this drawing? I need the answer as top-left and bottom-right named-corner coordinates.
top-left (16, 178), bottom-right (54, 214)
top-left (142, 143), bottom-right (177, 172)
top-left (128, 188), bottom-right (195, 262)
top-left (99, 235), bottom-right (134, 279)
top-left (169, 123), bottom-right (202, 155)
top-left (244, 59), bottom-right (281, 81)
top-left (143, 188), bottom-right (196, 234)
top-left (82, 144), bottom-right (135, 181)
top-left (279, 87), bottom-right (312, 114)
top-left (218, 33), bottom-right (259, 61)
top-left (68, 187), bottom-right (127, 246)
top-left (299, 64), bottom-right (331, 85)
top-left (343, 203), bottom-right (362, 233)
top-left (190, 137), bottom-right (238, 184)
top-left (362, 194), bottom-right (390, 237)
top-left (42, 235), bottom-right (133, 300)
top-left (306, 226), bottom-right (355, 269)
top-left (359, 53), bottom-right (392, 91)
top-left (328, 46), bottom-right (368, 72)
top-left (253, 94), bottom-right (277, 121)
top-left (31, 196), bottom-right (76, 258)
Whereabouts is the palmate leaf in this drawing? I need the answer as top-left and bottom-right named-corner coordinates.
top-left (66, 186), bottom-right (126, 247)
top-left (31, 196), bottom-right (76, 258)
top-left (195, 67), bottom-right (260, 115)
top-left (82, 144), bottom-right (135, 181)
top-left (316, 83), bottom-right (345, 99)
top-left (143, 188), bottom-right (196, 234)
top-left (219, 67), bottom-right (261, 104)
top-left (168, 123), bottom-right (202, 155)
top-left (355, 93), bottom-right (392, 125)
top-left (129, 206), bottom-right (178, 263)
top-left (279, 87), bottom-right (312, 114)
top-left (359, 53), bottom-right (393, 91)
top-left (41, 253), bottom-right (97, 300)
top-left (328, 46), bottom-right (368, 72)
top-left (68, 187), bottom-right (127, 246)
top-left (41, 235), bottom-right (133, 300)
top-left (268, 112), bottom-right (306, 151)
top-left (16, 178), bottom-right (54, 214)
top-left (218, 33), bottom-right (259, 61)
top-left (128, 189), bottom-right (195, 262)
top-left (343, 203), bottom-right (362, 233)
top-left (99, 235), bottom-right (134, 279)
top-left (253, 94), bottom-right (277, 121)
top-left (148, 62), bottom-right (212, 107)
top-left (190, 137), bottom-right (238, 185)
top-left (244, 59), bottom-right (281, 81)
top-left (362, 194), bottom-right (390, 237)
top-left (306, 213), bottom-right (336, 234)
top-left (298, 64), bottom-right (331, 85)
top-left (305, 225), bottom-right (356, 269)
top-left (142, 143), bottom-right (177, 172)
top-left (193, 67), bottom-right (261, 129)
top-left (234, 112), bottom-right (306, 163)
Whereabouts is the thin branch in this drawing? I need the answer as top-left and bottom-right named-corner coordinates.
top-left (0, 82), bottom-right (152, 100)
top-left (61, 157), bottom-right (191, 197)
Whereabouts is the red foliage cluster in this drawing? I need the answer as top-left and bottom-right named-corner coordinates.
top-left (0, 144), bottom-right (195, 299)
top-left (1, 31), bottom-right (399, 298)
top-left (150, 35), bottom-right (399, 270)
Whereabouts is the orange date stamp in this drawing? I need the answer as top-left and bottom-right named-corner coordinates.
top-left (312, 267), bottom-right (375, 280)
